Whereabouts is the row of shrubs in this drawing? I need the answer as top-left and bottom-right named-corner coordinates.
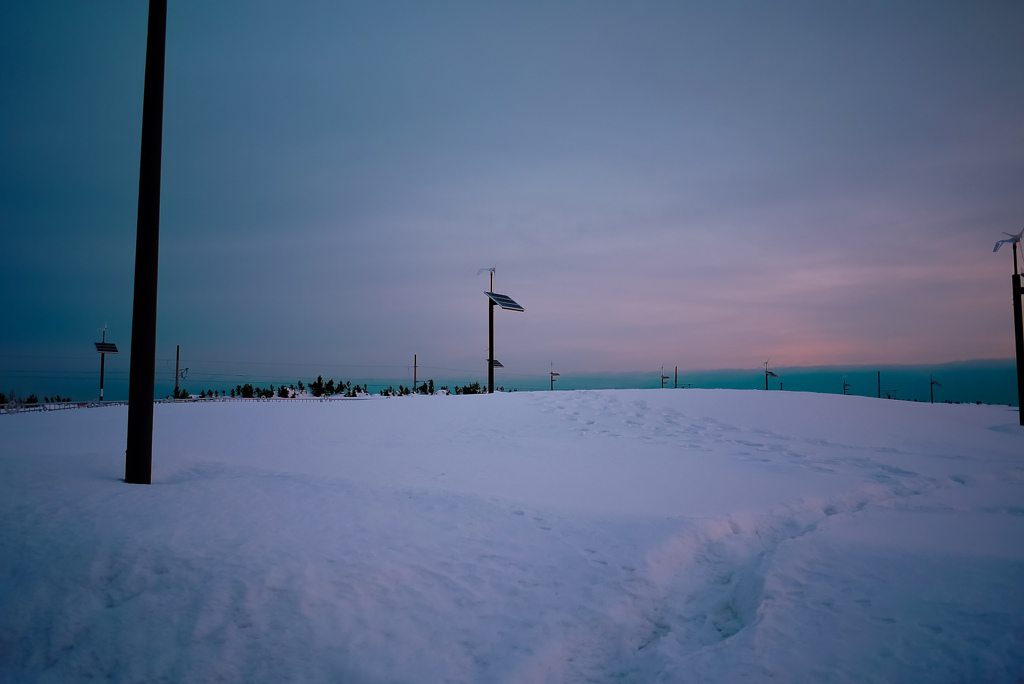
top-left (358, 381), bottom-right (496, 396)
top-left (173, 376), bottom-right (459, 399)
top-left (2, 378), bottom-right (497, 406)
top-left (1, 392), bottom-right (72, 405)
top-left (347, 380), bottom-right (494, 396)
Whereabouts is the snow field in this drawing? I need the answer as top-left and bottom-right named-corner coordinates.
top-left (1, 389), bottom-right (1022, 682)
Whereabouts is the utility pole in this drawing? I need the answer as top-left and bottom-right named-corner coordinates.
top-left (877, 371), bottom-right (881, 399)
top-left (414, 354), bottom-right (417, 391)
top-left (550, 363), bottom-right (559, 391)
top-left (125, 0), bottom-right (168, 485)
top-left (674, 366), bottom-right (677, 389)
top-left (843, 376), bottom-right (851, 395)
top-left (174, 345), bottom-right (180, 397)
top-left (930, 374), bottom-right (942, 404)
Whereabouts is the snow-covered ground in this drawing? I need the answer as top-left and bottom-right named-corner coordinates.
top-left (1, 389), bottom-right (1022, 682)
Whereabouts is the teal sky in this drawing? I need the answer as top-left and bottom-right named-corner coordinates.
top-left (3, 1), bottom-right (1023, 397)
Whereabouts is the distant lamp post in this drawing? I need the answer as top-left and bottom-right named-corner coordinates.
top-left (550, 363), bottom-right (560, 391)
top-left (764, 360), bottom-right (778, 390)
top-left (94, 325), bottom-right (118, 402)
top-left (478, 268), bottom-right (524, 394)
top-left (993, 228), bottom-right (1024, 425)
top-left (930, 374), bottom-right (942, 404)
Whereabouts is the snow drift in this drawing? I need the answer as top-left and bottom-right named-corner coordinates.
top-left (1, 389), bottom-right (1022, 682)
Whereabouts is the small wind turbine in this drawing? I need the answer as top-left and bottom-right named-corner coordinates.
top-left (930, 374), bottom-right (941, 404)
top-left (994, 227), bottom-right (1024, 426)
top-left (764, 360), bottom-right (778, 391)
top-left (477, 266), bottom-right (496, 291)
top-left (993, 228), bottom-right (1023, 259)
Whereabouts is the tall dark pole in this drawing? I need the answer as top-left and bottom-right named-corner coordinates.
top-left (488, 298), bottom-right (495, 393)
top-left (1012, 246), bottom-right (1024, 426)
top-left (174, 344), bottom-right (179, 397)
top-left (125, 0), bottom-right (168, 485)
top-left (487, 270), bottom-right (495, 394)
top-left (99, 328), bottom-right (106, 401)
top-left (877, 371), bottom-right (881, 399)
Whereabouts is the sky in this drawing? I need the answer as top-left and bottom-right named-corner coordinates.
top-left (3, 1), bottom-right (1024, 396)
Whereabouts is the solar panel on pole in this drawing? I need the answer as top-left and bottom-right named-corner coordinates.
top-left (485, 292), bottom-right (524, 312)
top-left (484, 290), bottom-right (524, 393)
